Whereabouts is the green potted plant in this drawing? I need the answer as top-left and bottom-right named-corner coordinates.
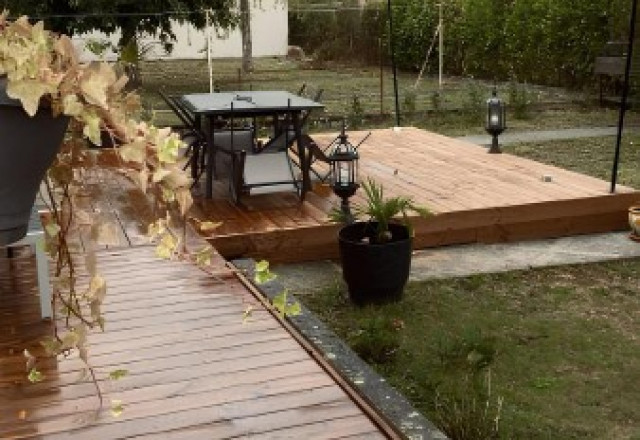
top-left (0, 13), bottom-right (196, 395)
top-left (336, 178), bottom-right (431, 305)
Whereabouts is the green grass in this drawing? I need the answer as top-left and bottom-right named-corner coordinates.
top-left (503, 134), bottom-right (640, 189)
top-left (302, 261), bottom-right (640, 439)
top-left (136, 58), bottom-right (620, 136)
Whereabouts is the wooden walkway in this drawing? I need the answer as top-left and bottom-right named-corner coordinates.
top-left (195, 127), bottom-right (640, 263)
top-left (0, 170), bottom-right (393, 439)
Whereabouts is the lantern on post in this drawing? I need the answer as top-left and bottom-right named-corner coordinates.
top-left (485, 88), bottom-right (506, 154)
top-left (328, 122), bottom-right (360, 223)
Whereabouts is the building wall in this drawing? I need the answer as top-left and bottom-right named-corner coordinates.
top-left (72, 1), bottom-right (288, 62)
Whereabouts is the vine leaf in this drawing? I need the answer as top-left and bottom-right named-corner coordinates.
top-left (23, 349), bottom-right (36, 372)
top-left (110, 400), bottom-right (124, 418)
top-left (82, 112), bottom-right (102, 145)
top-left (6, 80), bottom-right (54, 117)
top-left (242, 305), bottom-right (254, 324)
top-left (195, 246), bottom-right (214, 267)
top-left (200, 221), bottom-right (222, 233)
top-left (254, 260), bottom-right (276, 284)
top-left (80, 66), bottom-right (111, 108)
top-left (155, 233), bottom-right (178, 259)
top-left (272, 290), bottom-right (301, 319)
top-left (108, 369), bottom-right (129, 380)
top-left (118, 139), bottom-right (147, 164)
top-left (27, 368), bottom-right (44, 383)
top-left (44, 223), bottom-right (60, 238)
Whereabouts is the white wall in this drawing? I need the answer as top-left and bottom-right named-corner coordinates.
top-left (72, 1), bottom-right (288, 61)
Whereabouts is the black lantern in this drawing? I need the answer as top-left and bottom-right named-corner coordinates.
top-left (485, 89), bottom-right (506, 154)
top-left (328, 123), bottom-right (359, 223)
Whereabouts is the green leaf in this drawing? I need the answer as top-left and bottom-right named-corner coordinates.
top-left (271, 290), bottom-right (302, 318)
top-left (109, 369), bottom-right (129, 380)
top-left (27, 368), bottom-right (44, 383)
top-left (175, 188), bottom-right (193, 217)
top-left (110, 399), bottom-right (124, 418)
top-left (45, 222), bottom-right (61, 238)
top-left (155, 233), bottom-right (177, 259)
top-left (6, 79), bottom-right (54, 117)
top-left (157, 133), bottom-right (182, 163)
top-left (195, 246), bottom-right (214, 267)
top-left (200, 221), bottom-right (222, 233)
top-left (80, 68), bottom-right (110, 108)
top-left (83, 112), bottom-right (102, 145)
top-left (40, 336), bottom-right (62, 356)
top-left (62, 94), bottom-right (83, 117)
top-left (286, 301), bottom-right (302, 317)
top-left (254, 260), bottom-right (276, 284)
top-left (255, 260), bottom-right (269, 272)
top-left (118, 140), bottom-right (147, 163)
top-left (242, 305), bottom-right (253, 324)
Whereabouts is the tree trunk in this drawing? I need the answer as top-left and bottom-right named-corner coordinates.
top-left (240, 0), bottom-right (253, 73)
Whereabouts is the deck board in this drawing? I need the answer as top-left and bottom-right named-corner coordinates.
top-left (198, 127), bottom-right (639, 262)
top-left (0, 169), bottom-right (393, 438)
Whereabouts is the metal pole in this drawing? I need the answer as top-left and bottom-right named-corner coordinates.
top-left (438, 3), bottom-right (443, 89)
top-left (206, 9), bottom-right (213, 93)
top-left (379, 38), bottom-right (384, 115)
top-left (611, 0), bottom-right (638, 193)
top-left (387, 0), bottom-right (401, 127)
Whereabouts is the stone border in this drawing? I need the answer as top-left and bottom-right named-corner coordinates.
top-left (232, 258), bottom-right (447, 440)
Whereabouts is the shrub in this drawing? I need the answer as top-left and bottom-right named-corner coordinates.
top-left (348, 314), bottom-right (403, 364)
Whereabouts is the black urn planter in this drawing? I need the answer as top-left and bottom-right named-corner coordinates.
top-left (0, 80), bottom-right (69, 246)
top-left (338, 222), bottom-right (412, 305)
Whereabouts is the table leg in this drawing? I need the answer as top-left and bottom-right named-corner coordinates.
top-left (292, 112), bottom-right (309, 201)
top-left (204, 116), bottom-right (214, 199)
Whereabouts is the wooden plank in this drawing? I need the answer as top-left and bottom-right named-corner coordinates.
top-left (1, 361), bottom-right (327, 428)
top-left (20, 384), bottom-right (346, 438)
top-left (1, 238), bottom-right (391, 439)
top-left (198, 127), bottom-right (640, 262)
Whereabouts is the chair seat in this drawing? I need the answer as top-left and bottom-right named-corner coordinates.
top-left (244, 152), bottom-right (298, 195)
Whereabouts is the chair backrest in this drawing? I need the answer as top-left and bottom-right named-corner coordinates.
top-left (159, 90), bottom-right (197, 131)
top-left (212, 129), bottom-right (256, 153)
top-left (299, 88), bottom-right (324, 128)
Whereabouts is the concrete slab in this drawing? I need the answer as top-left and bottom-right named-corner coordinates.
top-left (272, 232), bottom-right (640, 295)
top-left (458, 126), bottom-right (628, 147)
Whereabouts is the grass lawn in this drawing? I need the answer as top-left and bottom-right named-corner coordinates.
top-left (300, 129), bottom-right (640, 438)
top-left (137, 58), bottom-right (630, 137)
top-left (503, 134), bottom-right (640, 189)
top-left (302, 261), bottom-right (640, 439)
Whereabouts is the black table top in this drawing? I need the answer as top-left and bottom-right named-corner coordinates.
top-left (180, 91), bottom-right (324, 116)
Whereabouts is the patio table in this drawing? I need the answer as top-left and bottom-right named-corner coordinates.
top-left (179, 91), bottom-right (324, 200)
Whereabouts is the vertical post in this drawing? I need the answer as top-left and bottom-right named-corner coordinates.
top-left (387, 0), bottom-right (401, 127)
top-left (611, 0), bottom-right (638, 193)
top-left (206, 9), bottom-right (213, 94)
top-left (379, 38), bottom-right (384, 115)
top-left (438, 3), bottom-right (443, 89)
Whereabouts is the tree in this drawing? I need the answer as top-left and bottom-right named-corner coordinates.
top-left (4, 0), bottom-right (238, 53)
top-left (240, 0), bottom-right (253, 73)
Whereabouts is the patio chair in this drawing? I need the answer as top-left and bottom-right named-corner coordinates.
top-left (215, 118), bottom-right (301, 204)
top-left (259, 89), bottom-right (328, 181)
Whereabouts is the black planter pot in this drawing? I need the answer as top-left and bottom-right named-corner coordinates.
top-left (0, 79), bottom-right (69, 246)
top-left (338, 222), bottom-right (412, 305)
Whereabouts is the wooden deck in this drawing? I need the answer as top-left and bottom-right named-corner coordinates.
top-left (195, 127), bottom-right (640, 263)
top-left (0, 170), bottom-right (394, 439)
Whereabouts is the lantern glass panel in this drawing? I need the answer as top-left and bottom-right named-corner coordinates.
top-left (486, 98), bottom-right (504, 131)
